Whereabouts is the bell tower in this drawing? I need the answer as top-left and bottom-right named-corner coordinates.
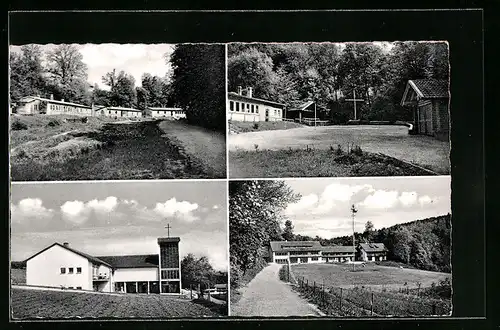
top-left (157, 237), bottom-right (181, 294)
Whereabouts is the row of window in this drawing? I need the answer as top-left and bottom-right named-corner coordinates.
top-left (229, 101), bottom-right (260, 114)
top-left (154, 111), bottom-right (183, 115)
top-left (60, 267), bottom-right (82, 274)
top-left (161, 269), bottom-right (180, 280)
top-left (49, 104), bottom-right (89, 113)
top-left (277, 251), bottom-right (353, 256)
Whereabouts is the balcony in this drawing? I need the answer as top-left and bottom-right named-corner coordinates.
top-left (93, 274), bottom-right (110, 281)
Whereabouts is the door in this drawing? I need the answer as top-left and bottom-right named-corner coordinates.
top-left (265, 109), bottom-right (269, 122)
top-left (419, 103), bottom-right (433, 135)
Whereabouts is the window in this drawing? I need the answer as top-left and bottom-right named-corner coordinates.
top-left (251, 105), bottom-right (254, 113)
top-left (69, 287), bottom-right (74, 289)
top-left (311, 257), bottom-right (318, 261)
top-left (60, 267), bottom-right (66, 274)
top-left (230, 101), bottom-right (234, 111)
top-left (77, 267), bottom-right (82, 274)
top-left (256, 106), bottom-right (259, 113)
top-left (236, 102), bottom-right (240, 112)
top-left (161, 269), bottom-right (179, 279)
top-left (77, 287), bottom-right (82, 290)
top-left (68, 267), bottom-right (74, 274)
top-left (247, 103), bottom-right (250, 110)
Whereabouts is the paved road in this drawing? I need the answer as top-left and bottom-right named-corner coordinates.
top-left (228, 125), bottom-right (450, 174)
top-left (231, 264), bottom-right (321, 317)
top-left (159, 120), bottom-right (227, 178)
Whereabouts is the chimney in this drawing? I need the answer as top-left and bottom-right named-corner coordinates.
top-left (237, 86), bottom-right (243, 95)
top-left (61, 99), bottom-right (65, 102)
top-left (63, 242), bottom-right (69, 247)
top-left (247, 87), bottom-right (253, 98)
top-left (50, 94), bottom-right (54, 100)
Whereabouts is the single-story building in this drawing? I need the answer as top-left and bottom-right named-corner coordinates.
top-left (95, 106), bottom-right (143, 118)
top-left (24, 237), bottom-right (182, 294)
top-left (322, 245), bottom-right (356, 263)
top-left (144, 107), bottom-right (186, 119)
top-left (357, 243), bottom-right (388, 262)
top-left (401, 79), bottom-right (450, 140)
top-left (287, 101), bottom-right (316, 122)
top-left (14, 95), bottom-right (93, 116)
top-left (228, 86), bottom-right (285, 122)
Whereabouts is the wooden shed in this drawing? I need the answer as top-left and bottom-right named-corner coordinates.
top-left (401, 79), bottom-right (450, 141)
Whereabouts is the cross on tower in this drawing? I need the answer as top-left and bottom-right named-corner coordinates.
top-left (345, 89), bottom-right (364, 120)
top-left (165, 223), bottom-right (171, 237)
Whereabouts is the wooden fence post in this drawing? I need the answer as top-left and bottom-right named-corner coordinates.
top-left (370, 292), bottom-right (374, 316)
top-left (313, 281), bottom-right (316, 293)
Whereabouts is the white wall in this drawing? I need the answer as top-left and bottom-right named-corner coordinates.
top-left (26, 245), bottom-right (92, 290)
top-left (229, 112), bottom-right (259, 122)
top-left (228, 98), bottom-right (283, 122)
top-left (113, 267), bottom-right (159, 282)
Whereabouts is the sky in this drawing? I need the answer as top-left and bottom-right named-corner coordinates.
top-left (9, 43), bottom-right (175, 90)
top-left (10, 181), bottom-right (228, 271)
top-left (282, 176), bottom-right (451, 239)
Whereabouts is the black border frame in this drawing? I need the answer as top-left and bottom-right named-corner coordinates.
top-left (5, 7), bottom-right (490, 330)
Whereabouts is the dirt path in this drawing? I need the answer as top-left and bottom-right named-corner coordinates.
top-left (231, 264), bottom-right (321, 317)
top-left (228, 125), bottom-right (450, 174)
top-left (159, 120), bottom-right (226, 178)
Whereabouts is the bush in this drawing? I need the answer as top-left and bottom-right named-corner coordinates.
top-left (253, 123), bottom-right (259, 130)
top-left (351, 145), bottom-right (363, 156)
top-left (11, 120), bottom-right (28, 131)
top-left (335, 144), bottom-right (343, 156)
top-left (47, 119), bottom-right (60, 127)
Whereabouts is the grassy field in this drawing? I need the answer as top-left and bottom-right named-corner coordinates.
top-left (10, 115), bottom-right (215, 180)
top-left (11, 287), bottom-right (225, 319)
top-left (229, 120), bottom-right (305, 133)
top-left (229, 125), bottom-right (450, 174)
top-left (291, 263), bottom-right (451, 291)
top-left (290, 263), bottom-right (452, 316)
top-left (229, 147), bottom-right (434, 178)
top-left (11, 269), bottom-right (26, 285)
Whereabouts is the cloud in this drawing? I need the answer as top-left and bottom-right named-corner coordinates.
top-left (399, 192), bottom-right (418, 206)
top-left (418, 195), bottom-right (435, 206)
top-left (286, 194), bottom-right (319, 214)
top-left (153, 198), bottom-right (199, 222)
top-left (313, 183), bottom-right (375, 214)
top-left (360, 190), bottom-right (399, 209)
top-left (11, 198), bottom-right (53, 219)
top-left (87, 196), bottom-right (118, 213)
top-left (212, 205), bottom-right (220, 210)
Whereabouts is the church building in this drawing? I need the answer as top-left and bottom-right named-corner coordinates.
top-left (24, 236), bottom-right (182, 294)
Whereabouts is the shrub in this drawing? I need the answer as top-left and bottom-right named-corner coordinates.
top-left (47, 119), bottom-right (60, 127)
top-left (335, 144), bottom-right (343, 156)
top-left (254, 144), bottom-right (259, 152)
top-left (351, 145), bottom-right (363, 156)
top-left (11, 120), bottom-right (28, 131)
top-left (253, 123), bottom-right (259, 130)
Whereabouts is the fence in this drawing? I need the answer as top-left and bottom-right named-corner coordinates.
top-left (295, 276), bottom-right (451, 317)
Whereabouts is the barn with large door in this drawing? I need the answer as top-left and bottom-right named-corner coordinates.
top-left (401, 79), bottom-right (450, 141)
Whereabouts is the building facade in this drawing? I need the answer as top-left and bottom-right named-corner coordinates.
top-left (357, 243), bottom-right (388, 262)
top-left (95, 106), bottom-right (143, 118)
top-left (269, 241), bottom-right (387, 264)
top-left (227, 86), bottom-right (284, 122)
top-left (144, 107), bottom-right (186, 119)
top-left (24, 237), bottom-right (181, 294)
top-left (401, 79), bottom-right (450, 141)
top-left (15, 96), bottom-right (93, 116)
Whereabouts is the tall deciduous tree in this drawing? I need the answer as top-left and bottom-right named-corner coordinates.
top-left (282, 220), bottom-right (295, 241)
top-left (181, 253), bottom-right (216, 291)
top-left (102, 70), bottom-right (137, 107)
top-left (9, 45), bottom-right (47, 103)
top-left (170, 44), bottom-right (225, 131)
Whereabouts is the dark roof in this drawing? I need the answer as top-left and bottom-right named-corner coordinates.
top-left (147, 107), bottom-right (183, 111)
top-left (228, 92), bottom-right (285, 108)
top-left (409, 79), bottom-right (449, 99)
top-left (158, 237), bottom-right (181, 244)
top-left (215, 283), bottom-right (228, 289)
top-left (358, 243), bottom-right (387, 253)
top-left (100, 106), bottom-right (142, 112)
top-left (96, 254), bottom-right (159, 268)
top-left (322, 245), bottom-right (356, 254)
top-left (24, 243), bottom-right (112, 268)
top-left (270, 240), bottom-right (323, 253)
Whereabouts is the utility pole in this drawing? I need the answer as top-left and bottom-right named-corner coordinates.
top-left (351, 204), bottom-right (358, 272)
top-left (314, 102), bottom-right (317, 127)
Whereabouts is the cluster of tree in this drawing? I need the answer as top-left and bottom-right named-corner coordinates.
top-left (287, 214), bottom-right (451, 273)
top-left (9, 44), bottom-right (174, 110)
top-left (170, 44), bottom-right (226, 132)
top-left (180, 253), bottom-right (227, 291)
top-left (228, 42), bottom-right (449, 122)
top-left (229, 180), bottom-right (300, 288)
top-left (10, 44), bottom-right (91, 105)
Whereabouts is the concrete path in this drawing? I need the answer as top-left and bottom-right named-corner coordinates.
top-left (231, 264), bottom-right (321, 317)
top-left (228, 125), bottom-right (450, 174)
top-left (159, 120), bottom-right (227, 178)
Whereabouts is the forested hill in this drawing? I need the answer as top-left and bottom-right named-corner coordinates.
top-left (294, 214), bottom-right (451, 273)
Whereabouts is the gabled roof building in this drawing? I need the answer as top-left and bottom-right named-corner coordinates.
top-left (227, 86), bottom-right (285, 122)
top-left (23, 237), bottom-right (181, 294)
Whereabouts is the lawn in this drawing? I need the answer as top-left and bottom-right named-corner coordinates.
top-left (229, 147), bottom-right (435, 178)
top-left (229, 125), bottom-right (450, 175)
top-left (229, 120), bottom-right (305, 133)
top-left (10, 115), bottom-right (214, 181)
top-left (11, 287), bottom-right (225, 319)
top-left (291, 263), bottom-right (451, 291)
top-left (11, 269), bottom-right (26, 285)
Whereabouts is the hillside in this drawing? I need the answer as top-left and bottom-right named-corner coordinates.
top-left (294, 214), bottom-right (451, 273)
